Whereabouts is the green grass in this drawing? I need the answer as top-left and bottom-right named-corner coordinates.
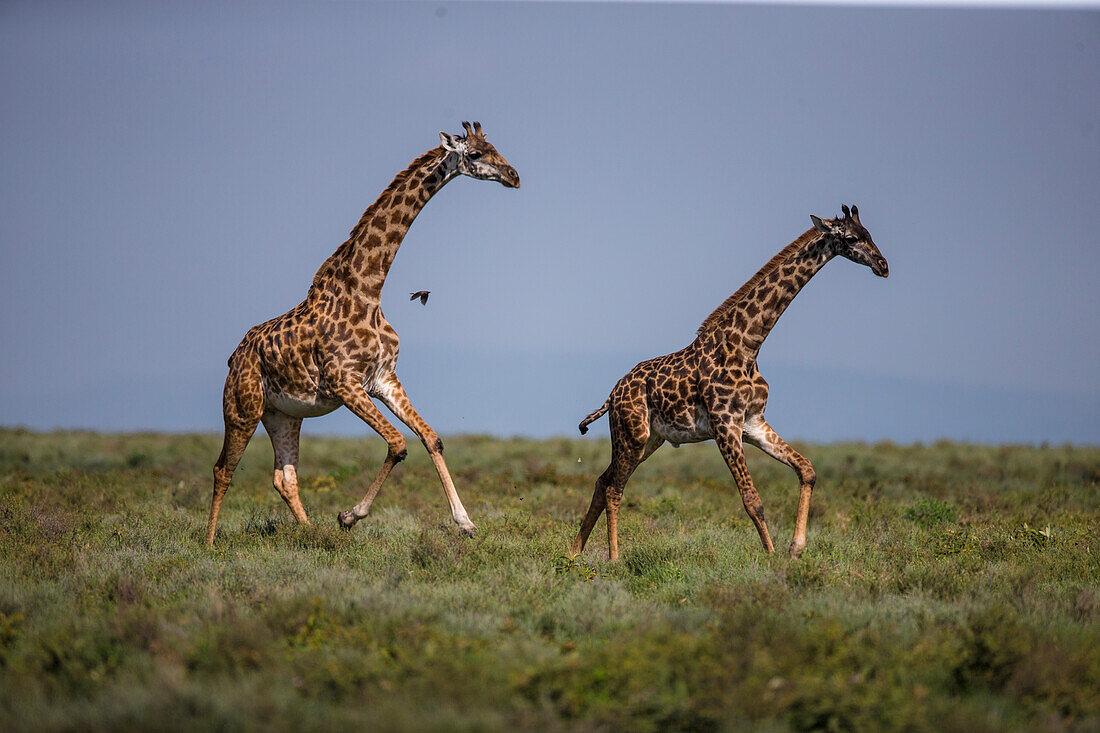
top-left (1, 428), bottom-right (1098, 731)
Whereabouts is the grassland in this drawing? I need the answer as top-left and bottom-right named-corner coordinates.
top-left (0, 427), bottom-right (1097, 731)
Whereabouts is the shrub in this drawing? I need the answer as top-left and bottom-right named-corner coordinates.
top-left (903, 497), bottom-right (958, 527)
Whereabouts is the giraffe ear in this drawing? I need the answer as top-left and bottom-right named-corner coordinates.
top-left (439, 132), bottom-right (464, 153)
top-left (810, 215), bottom-right (829, 233)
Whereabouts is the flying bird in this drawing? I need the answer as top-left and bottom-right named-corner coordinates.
top-left (410, 290), bottom-right (430, 305)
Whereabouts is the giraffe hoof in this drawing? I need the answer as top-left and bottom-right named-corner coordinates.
top-left (337, 510), bottom-right (358, 529)
top-left (456, 522), bottom-right (477, 537)
top-left (788, 541), bottom-right (805, 559)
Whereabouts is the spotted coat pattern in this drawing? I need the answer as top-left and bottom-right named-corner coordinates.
top-left (206, 123), bottom-right (519, 546)
top-left (572, 206), bottom-right (888, 559)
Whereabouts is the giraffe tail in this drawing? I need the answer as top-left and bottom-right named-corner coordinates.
top-left (578, 397), bottom-right (611, 435)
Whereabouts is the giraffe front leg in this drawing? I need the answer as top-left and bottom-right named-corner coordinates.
top-left (744, 415), bottom-right (816, 558)
top-left (712, 415), bottom-right (775, 554)
top-left (329, 379), bottom-right (408, 529)
top-left (374, 373), bottom-right (476, 536)
top-left (338, 433), bottom-right (407, 529)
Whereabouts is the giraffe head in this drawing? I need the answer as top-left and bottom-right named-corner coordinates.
top-left (810, 205), bottom-right (889, 278)
top-left (438, 121), bottom-right (520, 188)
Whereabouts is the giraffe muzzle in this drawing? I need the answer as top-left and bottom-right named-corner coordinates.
top-left (872, 257), bottom-right (889, 278)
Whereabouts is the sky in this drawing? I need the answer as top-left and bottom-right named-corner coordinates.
top-left (1, 1), bottom-right (1098, 444)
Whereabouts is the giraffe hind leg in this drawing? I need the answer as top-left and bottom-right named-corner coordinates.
top-left (604, 446), bottom-right (644, 562)
top-left (263, 410), bottom-right (308, 525)
top-left (571, 469), bottom-right (609, 555)
top-left (603, 400), bottom-right (651, 561)
top-left (207, 360), bottom-right (263, 546)
top-left (639, 433), bottom-right (665, 462)
top-left (575, 433), bottom-right (663, 555)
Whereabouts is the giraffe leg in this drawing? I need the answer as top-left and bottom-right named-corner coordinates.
top-left (372, 373), bottom-right (476, 535)
top-left (338, 424), bottom-right (406, 529)
top-left (712, 414), bottom-right (775, 554)
top-left (570, 469), bottom-right (609, 555)
top-left (605, 486), bottom-right (622, 561)
top-left (327, 381), bottom-right (407, 529)
top-left (638, 433), bottom-right (666, 463)
top-left (604, 401), bottom-right (651, 561)
top-left (604, 448), bottom-right (643, 562)
top-left (744, 415), bottom-right (816, 558)
top-left (262, 410), bottom-right (308, 525)
top-left (571, 433), bottom-right (661, 556)
top-left (206, 361), bottom-right (263, 546)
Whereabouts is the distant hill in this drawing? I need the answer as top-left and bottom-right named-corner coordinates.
top-left (1, 348), bottom-right (1097, 445)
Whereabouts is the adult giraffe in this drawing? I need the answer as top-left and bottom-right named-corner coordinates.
top-left (206, 122), bottom-right (519, 546)
top-left (573, 206), bottom-right (888, 560)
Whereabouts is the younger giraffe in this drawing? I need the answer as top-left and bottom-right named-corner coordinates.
top-left (206, 122), bottom-right (519, 546)
top-left (573, 206), bottom-right (888, 559)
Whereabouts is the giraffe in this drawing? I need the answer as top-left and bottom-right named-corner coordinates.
top-left (572, 205), bottom-right (888, 560)
top-left (206, 122), bottom-right (519, 546)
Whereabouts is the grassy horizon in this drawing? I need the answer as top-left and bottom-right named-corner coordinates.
top-left (1, 428), bottom-right (1098, 731)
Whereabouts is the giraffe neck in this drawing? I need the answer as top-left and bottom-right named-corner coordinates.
top-left (311, 147), bottom-right (458, 300)
top-left (708, 231), bottom-right (834, 358)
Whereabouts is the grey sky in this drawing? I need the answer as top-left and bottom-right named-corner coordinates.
top-left (1, 1), bottom-right (1097, 443)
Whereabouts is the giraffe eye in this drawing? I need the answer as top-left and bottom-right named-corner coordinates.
top-left (468, 150), bottom-right (482, 160)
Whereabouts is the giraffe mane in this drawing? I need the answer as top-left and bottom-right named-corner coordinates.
top-left (346, 147), bottom-right (447, 240)
top-left (312, 147), bottom-right (448, 287)
top-left (696, 228), bottom-right (822, 335)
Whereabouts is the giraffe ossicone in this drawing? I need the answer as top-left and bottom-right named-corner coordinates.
top-left (206, 123), bottom-right (519, 546)
top-left (573, 206), bottom-right (888, 560)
